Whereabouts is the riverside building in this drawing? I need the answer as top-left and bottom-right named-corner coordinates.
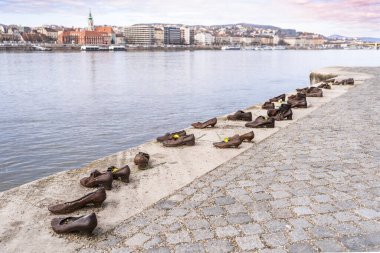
top-left (164, 27), bottom-right (181, 45)
top-left (180, 27), bottom-right (194, 45)
top-left (124, 25), bottom-right (154, 45)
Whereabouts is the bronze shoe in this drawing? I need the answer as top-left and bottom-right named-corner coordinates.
top-left (134, 152), bottom-right (150, 170)
top-left (318, 83), bottom-right (331, 89)
top-left (297, 87), bottom-right (323, 97)
top-left (48, 188), bottom-right (106, 214)
top-left (245, 116), bottom-right (275, 128)
top-left (287, 93), bottom-right (307, 108)
top-left (80, 170), bottom-right (113, 190)
top-left (334, 78), bottom-right (354, 85)
top-left (163, 134), bottom-right (195, 147)
top-left (236, 131), bottom-right (255, 142)
top-left (191, 118), bottom-right (217, 129)
top-left (267, 104), bottom-right (293, 121)
top-left (51, 212), bottom-right (97, 234)
top-left (227, 110), bottom-right (252, 121)
top-left (262, 101), bottom-right (275, 109)
top-left (269, 94), bottom-right (286, 102)
top-left (157, 130), bottom-right (186, 142)
top-left (213, 135), bottom-right (243, 148)
top-left (107, 165), bottom-right (131, 183)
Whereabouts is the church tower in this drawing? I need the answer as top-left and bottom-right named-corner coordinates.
top-left (88, 9), bottom-right (94, 31)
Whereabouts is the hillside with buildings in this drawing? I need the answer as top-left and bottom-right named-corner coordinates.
top-left (1, 11), bottom-right (378, 49)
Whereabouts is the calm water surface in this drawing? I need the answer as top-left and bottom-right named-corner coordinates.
top-left (0, 50), bottom-right (379, 191)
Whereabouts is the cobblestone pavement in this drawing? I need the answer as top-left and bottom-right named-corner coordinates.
top-left (84, 68), bottom-right (380, 252)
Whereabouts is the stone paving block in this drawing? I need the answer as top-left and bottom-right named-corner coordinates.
top-left (204, 239), bottom-right (234, 253)
top-left (174, 243), bottom-right (205, 253)
top-left (239, 223), bottom-right (263, 235)
top-left (146, 247), bottom-right (171, 253)
top-left (262, 232), bottom-right (288, 247)
top-left (215, 225), bottom-right (239, 238)
top-left (289, 228), bottom-right (310, 242)
top-left (308, 226), bottom-right (335, 239)
top-left (166, 230), bottom-right (191, 244)
top-left (355, 208), bottom-right (380, 219)
top-left (332, 223), bottom-right (362, 235)
top-left (271, 208), bottom-right (294, 219)
top-left (143, 236), bottom-right (162, 249)
top-left (259, 249), bottom-right (287, 253)
top-left (265, 220), bottom-right (291, 233)
top-left (184, 219), bottom-right (210, 230)
top-left (333, 211), bottom-right (360, 222)
top-left (314, 238), bottom-right (346, 252)
top-left (293, 206), bottom-right (314, 216)
top-left (288, 218), bottom-right (312, 229)
top-left (288, 242), bottom-right (317, 253)
top-left (191, 228), bottom-right (214, 241)
top-left (290, 196), bottom-right (311, 206)
top-left (236, 235), bottom-right (264, 251)
top-left (202, 206), bottom-right (225, 216)
top-left (125, 233), bottom-right (151, 247)
top-left (226, 213), bottom-right (253, 225)
top-left (312, 214), bottom-right (339, 226)
top-left (215, 196), bottom-right (236, 206)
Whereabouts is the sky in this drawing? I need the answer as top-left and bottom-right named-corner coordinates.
top-left (0, 0), bottom-right (379, 37)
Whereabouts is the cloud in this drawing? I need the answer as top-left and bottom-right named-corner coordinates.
top-left (0, 0), bottom-right (379, 36)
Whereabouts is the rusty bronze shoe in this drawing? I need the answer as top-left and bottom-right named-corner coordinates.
top-left (269, 94), bottom-right (286, 102)
top-left (134, 152), bottom-right (150, 170)
top-left (107, 165), bottom-right (130, 183)
top-left (287, 93), bottom-right (307, 108)
top-left (157, 130), bottom-right (186, 142)
top-left (80, 170), bottom-right (113, 190)
top-left (267, 104), bottom-right (293, 121)
top-left (48, 188), bottom-right (106, 214)
top-left (227, 110), bottom-right (252, 121)
top-left (213, 135), bottom-right (243, 148)
top-left (245, 116), bottom-right (275, 128)
top-left (304, 87), bottom-right (323, 97)
top-left (262, 101), bottom-right (275, 109)
top-left (51, 212), bottom-right (98, 234)
top-left (163, 134), bottom-right (195, 147)
top-left (191, 118), bottom-right (217, 129)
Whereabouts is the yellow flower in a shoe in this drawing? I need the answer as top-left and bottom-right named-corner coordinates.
top-left (224, 137), bottom-right (229, 143)
top-left (173, 134), bottom-right (180, 139)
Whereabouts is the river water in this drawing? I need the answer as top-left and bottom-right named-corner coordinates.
top-left (0, 50), bottom-right (379, 191)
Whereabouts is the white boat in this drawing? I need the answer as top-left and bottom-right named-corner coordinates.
top-left (109, 45), bottom-right (126, 51)
top-left (81, 45), bottom-right (99, 51)
top-left (221, 46), bottom-right (241, 50)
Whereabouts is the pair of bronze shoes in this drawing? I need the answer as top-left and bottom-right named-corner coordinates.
top-left (287, 93), bottom-right (308, 108)
top-left (80, 165), bottom-right (131, 190)
top-left (245, 116), bottom-right (275, 128)
top-left (213, 131), bottom-right (255, 148)
top-left (227, 110), bottom-right (252, 121)
top-left (49, 188), bottom-right (106, 234)
top-left (157, 130), bottom-right (195, 147)
top-left (192, 118), bottom-right (217, 129)
top-left (134, 152), bottom-right (150, 169)
top-left (268, 104), bottom-right (293, 121)
top-left (296, 87), bottom-right (323, 97)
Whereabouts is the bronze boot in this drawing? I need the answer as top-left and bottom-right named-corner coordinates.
top-left (51, 212), bottom-right (98, 234)
top-left (163, 134), bottom-right (195, 147)
top-left (287, 93), bottom-right (307, 108)
top-left (157, 130), bottom-right (186, 142)
top-left (267, 104), bottom-right (293, 121)
top-left (191, 118), bottom-right (217, 129)
top-left (134, 152), bottom-right (150, 170)
top-left (80, 170), bottom-right (113, 190)
top-left (227, 110), bottom-right (252, 121)
top-left (262, 101), bottom-right (275, 109)
top-left (245, 116), bottom-right (275, 128)
top-left (213, 135), bottom-right (243, 148)
top-left (107, 165), bottom-right (131, 183)
top-left (48, 188), bottom-right (106, 214)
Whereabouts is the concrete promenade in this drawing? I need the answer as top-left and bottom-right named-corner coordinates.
top-left (83, 67), bottom-right (380, 252)
top-left (1, 67), bottom-right (379, 253)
